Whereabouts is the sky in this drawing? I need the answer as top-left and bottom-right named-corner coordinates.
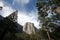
top-left (0, 0), bottom-right (40, 29)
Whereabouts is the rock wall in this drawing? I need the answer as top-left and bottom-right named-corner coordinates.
top-left (23, 22), bottom-right (36, 34)
top-left (6, 10), bottom-right (18, 22)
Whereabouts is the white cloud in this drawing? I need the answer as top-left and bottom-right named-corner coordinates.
top-left (18, 11), bottom-right (40, 29)
top-left (2, 7), bottom-right (15, 17)
top-left (0, 1), bottom-right (15, 17)
top-left (0, 1), bottom-right (4, 7)
top-left (13, 0), bottom-right (30, 5)
top-left (0, 0), bottom-right (40, 29)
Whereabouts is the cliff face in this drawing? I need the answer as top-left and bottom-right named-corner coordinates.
top-left (15, 23), bottom-right (23, 33)
top-left (0, 15), bottom-right (4, 21)
top-left (0, 11), bottom-right (23, 33)
top-left (6, 11), bottom-right (18, 22)
top-left (0, 11), bottom-right (38, 34)
top-left (23, 22), bottom-right (36, 34)
top-left (5, 11), bottom-right (23, 32)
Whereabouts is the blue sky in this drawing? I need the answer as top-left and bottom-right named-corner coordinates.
top-left (0, 0), bottom-right (40, 29)
top-left (4, 0), bottom-right (37, 12)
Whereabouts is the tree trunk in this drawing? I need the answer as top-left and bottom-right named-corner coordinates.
top-left (46, 28), bottom-right (51, 40)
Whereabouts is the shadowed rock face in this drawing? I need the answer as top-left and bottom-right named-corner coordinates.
top-left (0, 15), bottom-right (4, 21)
top-left (23, 22), bottom-right (37, 34)
top-left (6, 11), bottom-right (18, 22)
top-left (0, 11), bottom-right (37, 35)
top-left (0, 11), bottom-right (23, 33)
top-left (5, 11), bottom-right (23, 32)
top-left (15, 22), bottom-right (23, 33)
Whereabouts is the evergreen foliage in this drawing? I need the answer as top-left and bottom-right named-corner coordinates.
top-left (37, 0), bottom-right (60, 40)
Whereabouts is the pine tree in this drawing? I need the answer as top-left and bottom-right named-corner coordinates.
top-left (37, 0), bottom-right (60, 40)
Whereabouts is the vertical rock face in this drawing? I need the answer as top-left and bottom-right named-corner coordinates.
top-left (23, 22), bottom-right (36, 34)
top-left (0, 15), bottom-right (4, 21)
top-left (15, 23), bottom-right (23, 33)
top-left (6, 11), bottom-right (23, 32)
top-left (6, 10), bottom-right (18, 22)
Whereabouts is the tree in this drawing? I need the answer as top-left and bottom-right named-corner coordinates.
top-left (37, 0), bottom-right (60, 40)
top-left (37, 1), bottom-right (51, 40)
